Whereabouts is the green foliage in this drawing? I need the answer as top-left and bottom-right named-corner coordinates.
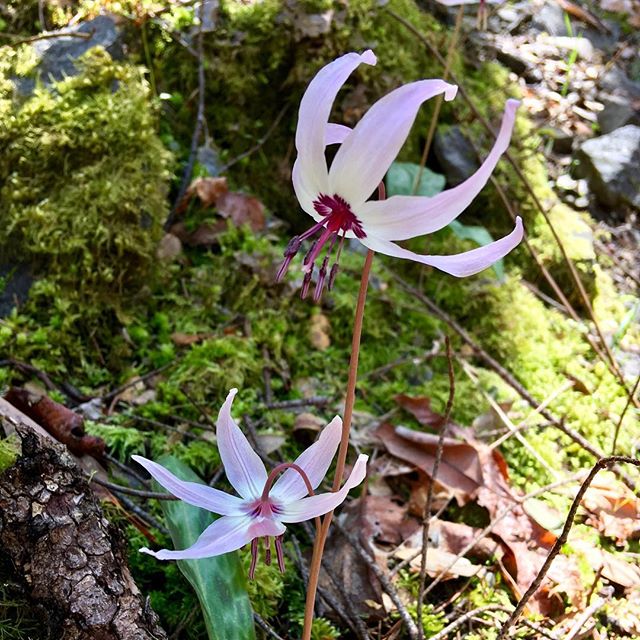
top-left (0, 47), bottom-right (171, 302)
top-left (0, 436), bottom-right (20, 473)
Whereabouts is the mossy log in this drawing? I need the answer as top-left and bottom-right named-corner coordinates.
top-left (0, 401), bottom-right (167, 640)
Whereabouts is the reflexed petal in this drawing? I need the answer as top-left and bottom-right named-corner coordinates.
top-left (359, 217), bottom-right (523, 277)
top-left (294, 50), bottom-right (377, 214)
top-left (132, 455), bottom-right (245, 516)
top-left (140, 515), bottom-right (285, 560)
top-left (278, 454), bottom-right (368, 523)
top-left (325, 123), bottom-right (351, 146)
top-left (217, 388), bottom-right (268, 500)
top-left (356, 100), bottom-right (520, 240)
top-left (329, 80), bottom-right (458, 205)
top-left (270, 416), bottom-right (342, 502)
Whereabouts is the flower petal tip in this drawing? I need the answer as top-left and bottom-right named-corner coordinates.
top-left (361, 49), bottom-right (377, 66)
top-left (444, 83), bottom-right (458, 101)
top-left (506, 98), bottom-right (521, 113)
top-left (139, 547), bottom-right (156, 557)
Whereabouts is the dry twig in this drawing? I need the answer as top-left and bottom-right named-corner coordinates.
top-left (496, 456), bottom-right (640, 639)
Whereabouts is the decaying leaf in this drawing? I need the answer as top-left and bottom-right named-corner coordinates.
top-left (187, 176), bottom-right (229, 208)
top-left (375, 419), bottom-right (585, 614)
top-left (216, 191), bottom-right (265, 232)
top-left (580, 471), bottom-right (640, 544)
top-left (4, 387), bottom-right (105, 460)
top-left (394, 394), bottom-right (444, 427)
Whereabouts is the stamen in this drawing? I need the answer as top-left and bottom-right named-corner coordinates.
top-left (328, 263), bottom-right (339, 291)
top-left (249, 538), bottom-right (259, 579)
top-left (301, 269), bottom-right (313, 299)
top-left (276, 254), bottom-right (294, 283)
top-left (303, 240), bottom-right (319, 266)
top-left (275, 535), bottom-right (285, 573)
top-left (264, 537), bottom-right (272, 565)
top-left (313, 254), bottom-right (330, 303)
top-left (284, 235), bottom-right (302, 257)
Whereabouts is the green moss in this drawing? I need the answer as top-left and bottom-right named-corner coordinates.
top-left (0, 435), bottom-right (20, 473)
top-left (0, 47), bottom-right (172, 302)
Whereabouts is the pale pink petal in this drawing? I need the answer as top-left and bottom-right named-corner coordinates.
top-left (355, 100), bottom-right (520, 240)
top-left (278, 454), bottom-right (368, 523)
top-left (216, 388), bottom-right (268, 500)
top-left (294, 50), bottom-right (377, 214)
top-left (325, 123), bottom-right (352, 146)
top-left (269, 416), bottom-right (342, 502)
top-left (360, 217), bottom-right (523, 277)
top-left (329, 80), bottom-right (458, 206)
top-left (132, 455), bottom-right (245, 516)
top-left (140, 515), bottom-right (285, 560)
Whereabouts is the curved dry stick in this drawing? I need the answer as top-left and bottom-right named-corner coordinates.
top-left (496, 455), bottom-right (640, 639)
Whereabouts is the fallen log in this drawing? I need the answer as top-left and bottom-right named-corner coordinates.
top-left (0, 399), bottom-right (168, 640)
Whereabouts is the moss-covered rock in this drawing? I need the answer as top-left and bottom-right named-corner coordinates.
top-left (0, 46), bottom-right (172, 306)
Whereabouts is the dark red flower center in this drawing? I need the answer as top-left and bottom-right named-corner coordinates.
top-left (276, 193), bottom-right (366, 301)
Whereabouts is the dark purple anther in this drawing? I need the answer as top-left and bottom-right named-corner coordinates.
top-left (301, 269), bottom-right (313, 299)
top-left (313, 255), bottom-right (330, 302)
top-left (264, 537), bottom-right (272, 565)
top-left (284, 235), bottom-right (302, 257)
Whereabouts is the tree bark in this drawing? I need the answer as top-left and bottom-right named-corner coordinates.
top-left (0, 400), bottom-right (168, 640)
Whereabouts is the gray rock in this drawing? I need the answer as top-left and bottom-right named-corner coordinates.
top-left (0, 263), bottom-right (34, 318)
top-left (599, 66), bottom-right (640, 100)
top-left (433, 126), bottom-right (480, 187)
top-left (575, 125), bottom-right (640, 210)
top-left (15, 15), bottom-right (123, 95)
top-left (531, 2), bottom-right (566, 36)
top-left (598, 93), bottom-right (640, 134)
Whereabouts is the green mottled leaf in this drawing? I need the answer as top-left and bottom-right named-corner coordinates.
top-left (448, 221), bottom-right (505, 281)
top-left (385, 162), bottom-right (446, 198)
top-left (155, 455), bottom-right (256, 640)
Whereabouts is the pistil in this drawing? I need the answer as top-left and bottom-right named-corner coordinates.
top-left (276, 193), bottom-right (366, 300)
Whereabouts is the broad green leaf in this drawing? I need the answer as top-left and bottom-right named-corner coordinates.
top-left (155, 455), bottom-right (256, 640)
top-left (385, 162), bottom-right (446, 198)
top-left (448, 220), bottom-right (505, 281)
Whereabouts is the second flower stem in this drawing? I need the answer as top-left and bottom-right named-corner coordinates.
top-left (301, 247), bottom-right (374, 640)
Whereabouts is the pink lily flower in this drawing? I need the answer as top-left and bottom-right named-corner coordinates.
top-left (278, 50), bottom-right (523, 300)
top-left (132, 389), bottom-right (367, 576)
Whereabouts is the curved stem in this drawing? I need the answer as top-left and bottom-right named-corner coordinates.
top-left (301, 245), bottom-right (376, 640)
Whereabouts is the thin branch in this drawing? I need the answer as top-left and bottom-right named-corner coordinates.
top-left (332, 519), bottom-right (419, 640)
top-left (254, 613), bottom-right (285, 640)
top-left (89, 476), bottom-right (177, 500)
top-left (219, 104), bottom-right (290, 173)
top-left (166, 0), bottom-right (207, 229)
top-left (264, 396), bottom-right (330, 410)
top-left (429, 605), bottom-right (507, 640)
top-left (496, 456), bottom-right (640, 639)
top-left (611, 373), bottom-right (640, 454)
top-left (417, 337), bottom-right (455, 639)
top-left (389, 271), bottom-right (605, 460)
top-left (2, 29), bottom-right (93, 47)
top-left (101, 363), bottom-right (173, 402)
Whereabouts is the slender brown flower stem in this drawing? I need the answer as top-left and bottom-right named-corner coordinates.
top-left (301, 182), bottom-right (381, 638)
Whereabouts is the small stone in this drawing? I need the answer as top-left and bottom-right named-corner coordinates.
top-left (556, 174), bottom-right (578, 191)
top-left (597, 94), bottom-right (640, 135)
top-left (532, 2), bottom-right (566, 36)
top-left (156, 233), bottom-right (182, 261)
top-left (574, 196), bottom-right (590, 209)
top-left (433, 126), bottom-right (480, 186)
top-left (575, 125), bottom-right (640, 210)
